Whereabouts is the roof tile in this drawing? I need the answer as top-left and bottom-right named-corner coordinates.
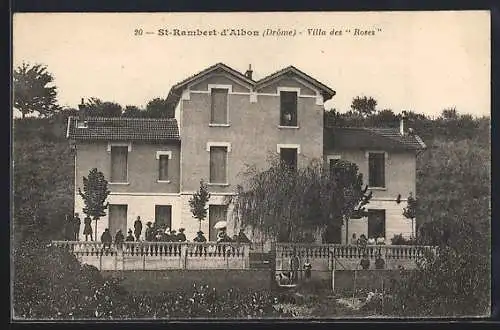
top-left (67, 117), bottom-right (180, 141)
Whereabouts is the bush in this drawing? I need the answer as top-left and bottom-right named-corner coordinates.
top-left (13, 242), bottom-right (291, 319)
top-left (390, 234), bottom-right (414, 245)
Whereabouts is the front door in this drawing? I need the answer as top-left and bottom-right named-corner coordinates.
top-left (108, 204), bottom-right (128, 237)
top-left (209, 205), bottom-right (228, 241)
top-left (368, 209), bottom-right (386, 239)
top-left (155, 205), bottom-right (172, 230)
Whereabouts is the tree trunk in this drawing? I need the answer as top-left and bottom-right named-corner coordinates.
top-left (22, 112), bottom-right (25, 119)
top-left (199, 219), bottom-right (201, 231)
top-left (94, 217), bottom-right (98, 241)
top-left (345, 217), bottom-right (349, 245)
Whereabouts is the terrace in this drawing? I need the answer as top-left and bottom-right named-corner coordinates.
top-left (52, 241), bottom-right (436, 271)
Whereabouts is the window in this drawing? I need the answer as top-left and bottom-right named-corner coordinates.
top-left (110, 146), bottom-right (128, 183)
top-left (210, 88), bottom-right (228, 124)
top-left (158, 155), bottom-right (169, 181)
top-left (367, 209), bottom-right (386, 239)
top-left (155, 205), bottom-right (172, 229)
top-left (280, 91), bottom-right (298, 126)
top-left (280, 148), bottom-right (298, 171)
top-left (109, 204), bottom-right (128, 236)
top-left (368, 152), bottom-right (385, 188)
top-left (209, 205), bottom-right (228, 241)
top-left (209, 146), bottom-right (228, 184)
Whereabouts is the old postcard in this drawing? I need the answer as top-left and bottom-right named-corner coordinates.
top-left (12, 11), bottom-right (491, 320)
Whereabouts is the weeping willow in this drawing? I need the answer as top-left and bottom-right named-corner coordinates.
top-left (228, 157), bottom-right (370, 243)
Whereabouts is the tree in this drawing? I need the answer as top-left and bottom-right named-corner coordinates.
top-left (402, 192), bottom-right (417, 239)
top-left (351, 96), bottom-right (377, 118)
top-left (122, 105), bottom-right (144, 117)
top-left (80, 98), bottom-right (123, 117)
top-left (14, 63), bottom-right (60, 118)
top-left (189, 180), bottom-right (211, 231)
top-left (441, 107), bottom-right (459, 120)
top-left (391, 138), bottom-right (490, 316)
top-left (78, 168), bottom-right (111, 237)
top-left (144, 98), bottom-right (175, 118)
top-left (229, 158), bottom-right (371, 243)
top-left (371, 109), bottom-right (398, 127)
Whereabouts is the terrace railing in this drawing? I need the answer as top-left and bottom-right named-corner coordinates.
top-left (276, 243), bottom-right (437, 271)
top-left (51, 241), bottom-right (251, 271)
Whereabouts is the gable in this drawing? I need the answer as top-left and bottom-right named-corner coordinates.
top-left (189, 74), bottom-right (251, 93)
top-left (256, 76), bottom-right (317, 95)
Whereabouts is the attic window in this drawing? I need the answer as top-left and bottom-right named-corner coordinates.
top-left (77, 120), bottom-right (88, 128)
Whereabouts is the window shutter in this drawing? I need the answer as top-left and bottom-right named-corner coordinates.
top-left (210, 146), bottom-right (227, 183)
top-left (211, 89), bottom-right (228, 124)
top-left (111, 146), bottom-right (128, 182)
top-left (159, 155), bottom-right (169, 181)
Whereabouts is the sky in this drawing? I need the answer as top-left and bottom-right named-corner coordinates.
top-left (13, 11), bottom-right (490, 118)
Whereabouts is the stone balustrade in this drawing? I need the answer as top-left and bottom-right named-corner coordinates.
top-left (51, 241), bottom-right (250, 271)
top-left (276, 243), bottom-right (437, 271)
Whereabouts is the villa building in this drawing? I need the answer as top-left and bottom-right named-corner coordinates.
top-left (67, 63), bottom-right (426, 244)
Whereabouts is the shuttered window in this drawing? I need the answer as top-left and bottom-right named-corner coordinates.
top-left (368, 152), bottom-right (385, 188)
top-left (158, 155), bottom-right (169, 181)
top-left (209, 146), bottom-right (227, 184)
top-left (210, 88), bottom-right (228, 124)
top-left (110, 146), bottom-right (128, 183)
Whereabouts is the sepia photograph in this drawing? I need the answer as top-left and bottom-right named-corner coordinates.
top-left (12, 11), bottom-right (491, 320)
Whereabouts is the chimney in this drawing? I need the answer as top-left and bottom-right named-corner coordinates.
top-left (78, 98), bottom-right (85, 111)
top-left (400, 111), bottom-right (407, 135)
top-left (245, 64), bottom-right (253, 79)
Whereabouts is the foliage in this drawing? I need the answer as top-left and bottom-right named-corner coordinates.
top-left (78, 168), bottom-right (111, 235)
top-left (402, 193), bottom-right (417, 238)
top-left (390, 234), bottom-right (414, 246)
top-left (144, 98), bottom-right (175, 118)
top-left (13, 240), bottom-right (289, 319)
top-left (229, 158), bottom-right (371, 243)
top-left (13, 118), bottom-right (74, 242)
top-left (189, 180), bottom-right (211, 231)
top-left (122, 105), bottom-right (144, 117)
top-left (80, 98), bottom-right (123, 117)
top-left (14, 63), bottom-right (60, 118)
top-left (350, 96), bottom-right (377, 117)
top-left (391, 138), bottom-right (491, 316)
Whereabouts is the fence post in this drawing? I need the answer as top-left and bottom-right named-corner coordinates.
top-left (332, 257), bottom-right (336, 293)
top-left (269, 241), bottom-right (277, 290)
top-left (181, 244), bottom-right (187, 269)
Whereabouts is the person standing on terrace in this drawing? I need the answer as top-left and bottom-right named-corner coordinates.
top-left (83, 214), bottom-right (93, 241)
top-left (134, 216), bottom-right (142, 241)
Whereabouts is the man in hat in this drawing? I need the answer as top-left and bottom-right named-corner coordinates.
top-left (101, 228), bottom-right (112, 251)
top-left (134, 216), bottom-right (142, 241)
top-left (177, 228), bottom-right (187, 242)
top-left (114, 229), bottom-right (124, 250)
top-left (193, 230), bottom-right (207, 255)
top-left (83, 214), bottom-right (93, 241)
top-left (125, 229), bottom-right (135, 242)
top-left (145, 221), bottom-right (154, 242)
top-left (72, 213), bottom-right (81, 241)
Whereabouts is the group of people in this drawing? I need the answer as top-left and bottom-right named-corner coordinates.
top-left (350, 233), bottom-right (386, 247)
top-left (67, 213), bottom-right (94, 241)
top-left (68, 214), bottom-right (252, 247)
top-left (349, 233), bottom-right (386, 270)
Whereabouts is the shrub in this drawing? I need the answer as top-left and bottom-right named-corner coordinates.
top-left (390, 234), bottom-right (414, 245)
